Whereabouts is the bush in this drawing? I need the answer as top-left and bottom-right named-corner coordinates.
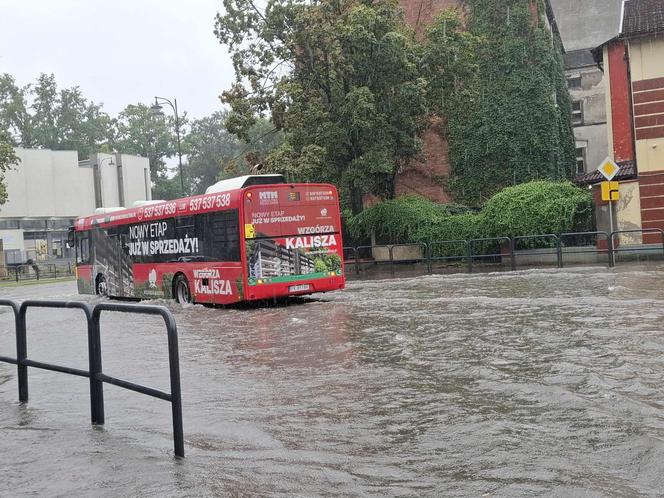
top-left (347, 195), bottom-right (471, 244)
top-left (479, 181), bottom-right (593, 237)
top-left (346, 181), bottom-right (594, 255)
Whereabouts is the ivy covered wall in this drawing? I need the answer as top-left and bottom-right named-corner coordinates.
top-left (445, 0), bottom-right (576, 206)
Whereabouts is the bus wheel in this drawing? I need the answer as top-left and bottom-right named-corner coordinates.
top-left (174, 275), bottom-right (192, 304)
top-left (96, 274), bottom-right (108, 296)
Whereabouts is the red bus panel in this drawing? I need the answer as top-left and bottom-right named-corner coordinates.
top-left (242, 185), bottom-right (344, 299)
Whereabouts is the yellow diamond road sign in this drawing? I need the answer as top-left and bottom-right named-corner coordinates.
top-left (597, 158), bottom-right (620, 181)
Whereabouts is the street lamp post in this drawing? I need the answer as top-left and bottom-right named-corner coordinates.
top-left (150, 96), bottom-right (184, 195)
top-left (94, 155), bottom-right (115, 208)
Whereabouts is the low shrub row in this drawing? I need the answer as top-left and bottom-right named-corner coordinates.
top-left (347, 181), bottom-right (594, 255)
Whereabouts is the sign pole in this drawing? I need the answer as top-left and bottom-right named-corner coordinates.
top-left (608, 199), bottom-right (614, 235)
top-left (597, 158), bottom-right (621, 238)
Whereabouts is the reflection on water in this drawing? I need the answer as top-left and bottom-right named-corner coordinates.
top-left (1, 265), bottom-right (664, 496)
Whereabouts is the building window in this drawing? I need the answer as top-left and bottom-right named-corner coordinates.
top-left (21, 220), bottom-right (48, 231)
top-left (575, 146), bottom-right (587, 175)
top-left (572, 100), bottom-right (584, 126)
top-left (567, 75), bottom-right (582, 89)
top-left (0, 219), bottom-right (20, 229)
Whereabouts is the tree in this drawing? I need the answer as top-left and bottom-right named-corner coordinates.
top-left (113, 103), bottom-right (177, 181)
top-left (215, 0), bottom-right (429, 214)
top-left (185, 112), bottom-right (283, 194)
top-left (440, 0), bottom-right (576, 206)
top-left (0, 74), bottom-right (32, 146)
top-left (0, 73), bottom-right (114, 158)
top-left (184, 110), bottom-right (240, 194)
top-left (0, 131), bottom-right (19, 205)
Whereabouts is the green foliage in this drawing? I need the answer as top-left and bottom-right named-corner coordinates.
top-left (0, 131), bottom-right (19, 204)
top-left (0, 73), bottom-right (114, 158)
top-left (348, 181), bottom-right (593, 253)
top-left (186, 112), bottom-right (282, 194)
top-left (0, 73), bottom-right (284, 202)
top-left (113, 103), bottom-right (178, 184)
top-left (348, 195), bottom-right (474, 244)
top-left (215, 0), bottom-right (429, 213)
top-left (479, 181), bottom-right (594, 237)
top-left (313, 253), bottom-right (342, 273)
top-left (438, 0), bottom-right (576, 206)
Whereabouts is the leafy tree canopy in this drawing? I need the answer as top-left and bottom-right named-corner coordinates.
top-left (0, 73), bottom-right (114, 158)
top-left (112, 103), bottom-right (179, 183)
top-left (215, 0), bottom-right (431, 213)
top-left (184, 111), bottom-right (283, 194)
top-left (0, 131), bottom-right (19, 205)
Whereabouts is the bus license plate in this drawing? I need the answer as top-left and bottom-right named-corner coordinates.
top-left (289, 284), bottom-right (310, 293)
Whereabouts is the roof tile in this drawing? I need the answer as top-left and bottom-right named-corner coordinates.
top-left (622, 0), bottom-right (664, 37)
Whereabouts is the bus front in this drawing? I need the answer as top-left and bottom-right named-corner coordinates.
top-left (242, 183), bottom-right (346, 300)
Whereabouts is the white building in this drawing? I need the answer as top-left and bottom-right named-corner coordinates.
top-left (0, 149), bottom-right (151, 263)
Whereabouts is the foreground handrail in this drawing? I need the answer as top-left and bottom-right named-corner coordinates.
top-left (0, 300), bottom-right (184, 458)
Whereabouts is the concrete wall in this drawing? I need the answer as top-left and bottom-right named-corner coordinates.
top-left (628, 35), bottom-right (664, 244)
top-left (117, 153), bottom-right (152, 206)
top-left (550, 0), bottom-right (620, 176)
top-left (629, 35), bottom-right (664, 82)
top-left (575, 124), bottom-right (608, 172)
top-left (1, 149), bottom-right (96, 218)
top-left (1, 148), bottom-right (151, 220)
top-left (568, 64), bottom-right (608, 173)
top-left (90, 152), bottom-right (152, 210)
top-left (616, 180), bottom-right (643, 244)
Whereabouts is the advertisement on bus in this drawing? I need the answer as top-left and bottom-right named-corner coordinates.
top-left (243, 186), bottom-right (343, 290)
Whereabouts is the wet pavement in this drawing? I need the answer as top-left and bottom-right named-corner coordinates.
top-left (1, 265), bottom-right (664, 496)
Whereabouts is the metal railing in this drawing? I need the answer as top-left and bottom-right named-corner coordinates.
top-left (513, 234), bottom-right (562, 269)
top-left (343, 229), bottom-right (664, 276)
top-left (2, 263), bottom-right (74, 283)
top-left (610, 229), bottom-right (664, 264)
top-left (0, 300), bottom-right (184, 458)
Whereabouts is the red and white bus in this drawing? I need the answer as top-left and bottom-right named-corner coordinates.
top-left (69, 175), bottom-right (346, 304)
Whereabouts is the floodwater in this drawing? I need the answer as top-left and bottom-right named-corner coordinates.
top-left (1, 265), bottom-right (664, 496)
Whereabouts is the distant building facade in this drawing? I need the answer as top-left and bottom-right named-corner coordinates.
top-left (0, 149), bottom-right (151, 263)
top-left (591, 0), bottom-right (664, 244)
top-left (550, 0), bottom-right (623, 177)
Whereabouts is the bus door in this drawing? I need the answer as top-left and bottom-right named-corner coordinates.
top-left (104, 229), bottom-right (133, 297)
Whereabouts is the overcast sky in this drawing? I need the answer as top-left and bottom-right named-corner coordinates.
top-left (0, 0), bottom-right (235, 119)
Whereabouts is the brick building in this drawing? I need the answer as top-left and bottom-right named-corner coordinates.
top-left (394, 0), bottom-right (561, 204)
top-left (393, 0), bottom-right (461, 203)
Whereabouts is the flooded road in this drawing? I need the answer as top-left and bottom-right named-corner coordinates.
top-left (1, 265), bottom-right (664, 496)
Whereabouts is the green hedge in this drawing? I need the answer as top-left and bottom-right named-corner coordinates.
top-left (347, 195), bottom-right (472, 244)
top-left (348, 181), bottom-right (593, 255)
top-left (479, 181), bottom-right (594, 237)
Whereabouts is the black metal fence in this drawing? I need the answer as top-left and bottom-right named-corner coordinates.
top-left (344, 228), bottom-right (664, 276)
top-left (0, 300), bottom-right (184, 458)
top-left (2, 263), bottom-right (75, 283)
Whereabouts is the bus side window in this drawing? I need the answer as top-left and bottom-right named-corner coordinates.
top-left (208, 210), bottom-right (240, 261)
